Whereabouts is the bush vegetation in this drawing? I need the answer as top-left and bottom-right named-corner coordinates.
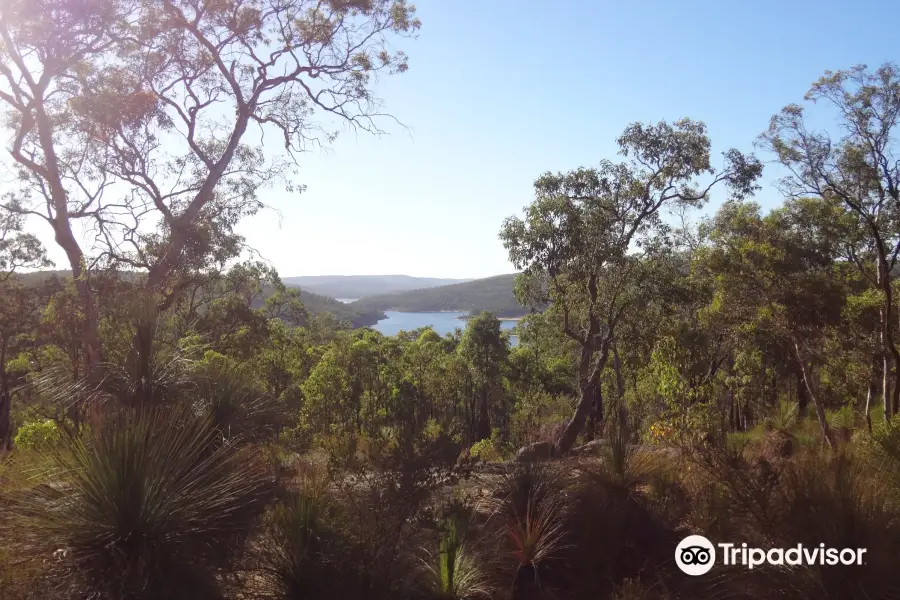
top-left (0, 2), bottom-right (898, 596)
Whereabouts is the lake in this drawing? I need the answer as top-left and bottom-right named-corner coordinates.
top-left (372, 310), bottom-right (519, 345)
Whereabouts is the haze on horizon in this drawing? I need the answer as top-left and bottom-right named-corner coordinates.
top-left (19, 0), bottom-right (900, 281)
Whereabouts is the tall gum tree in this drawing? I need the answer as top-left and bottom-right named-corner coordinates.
top-left (0, 0), bottom-right (419, 388)
top-left (500, 119), bottom-right (762, 454)
top-left (759, 63), bottom-right (900, 422)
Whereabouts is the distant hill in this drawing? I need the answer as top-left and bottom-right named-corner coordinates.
top-left (16, 269), bottom-right (76, 283)
top-left (349, 274), bottom-right (529, 318)
top-left (13, 270), bottom-right (385, 328)
top-left (281, 275), bottom-right (471, 299)
top-left (260, 287), bottom-right (384, 328)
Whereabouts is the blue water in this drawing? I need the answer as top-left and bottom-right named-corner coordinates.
top-left (372, 311), bottom-right (519, 344)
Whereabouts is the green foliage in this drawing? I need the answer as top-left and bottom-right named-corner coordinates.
top-left (280, 286), bottom-right (383, 328)
top-left (420, 514), bottom-right (489, 600)
top-left (253, 486), bottom-right (345, 599)
top-left (6, 59), bottom-right (900, 600)
top-left (5, 354), bottom-right (31, 376)
top-left (468, 436), bottom-right (502, 463)
top-left (480, 463), bottom-right (569, 596)
top-left (8, 408), bottom-right (272, 599)
top-left (769, 400), bottom-right (800, 431)
top-left (869, 414), bottom-right (900, 460)
top-left (12, 419), bottom-right (60, 451)
top-left (726, 425), bottom-right (767, 454)
top-left (192, 350), bottom-right (285, 442)
top-left (827, 404), bottom-right (857, 430)
top-left (459, 313), bottom-right (509, 441)
top-left (508, 389), bottom-right (571, 448)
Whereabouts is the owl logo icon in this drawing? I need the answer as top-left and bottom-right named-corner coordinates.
top-left (676, 535), bottom-right (715, 575)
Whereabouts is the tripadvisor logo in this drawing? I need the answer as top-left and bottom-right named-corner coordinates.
top-left (676, 535), bottom-right (716, 575)
top-left (675, 535), bottom-right (868, 576)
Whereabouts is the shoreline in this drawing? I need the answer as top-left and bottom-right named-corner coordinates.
top-left (371, 309), bottom-right (525, 321)
top-left (456, 315), bottom-right (523, 322)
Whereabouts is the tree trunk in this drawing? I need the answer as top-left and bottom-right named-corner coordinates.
top-left (612, 339), bottom-right (627, 423)
top-left (727, 390), bottom-right (735, 431)
top-left (795, 367), bottom-right (808, 417)
top-left (792, 342), bottom-right (835, 449)
top-left (894, 364), bottom-right (900, 417)
top-left (884, 350), bottom-right (892, 423)
top-left (875, 257), bottom-right (899, 422)
top-left (129, 316), bottom-right (156, 408)
top-left (865, 353), bottom-right (880, 433)
top-left (32, 96), bottom-right (104, 381)
top-left (0, 388), bottom-right (11, 452)
top-left (557, 385), bottom-right (597, 453)
top-left (75, 277), bottom-right (103, 377)
top-left (0, 341), bottom-right (9, 451)
top-left (476, 384), bottom-right (491, 441)
top-left (556, 339), bottom-right (610, 454)
top-left (585, 383), bottom-right (604, 440)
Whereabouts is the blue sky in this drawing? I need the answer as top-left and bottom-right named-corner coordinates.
top-left (238, 0), bottom-right (898, 279)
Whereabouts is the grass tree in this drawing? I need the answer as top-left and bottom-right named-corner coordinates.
top-left (8, 407), bottom-right (272, 599)
top-left (420, 514), bottom-right (490, 600)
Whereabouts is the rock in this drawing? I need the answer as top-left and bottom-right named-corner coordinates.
top-left (571, 439), bottom-right (608, 456)
top-left (515, 441), bottom-right (555, 463)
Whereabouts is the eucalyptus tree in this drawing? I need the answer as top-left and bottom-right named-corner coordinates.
top-left (0, 0), bottom-right (419, 384)
top-left (760, 63), bottom-right (900, 420)
top-left (500, 119), bottom-right (762, 453)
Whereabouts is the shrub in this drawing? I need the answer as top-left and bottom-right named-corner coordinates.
top-left (563, 452), bottom-right (684, 598)
top-left (251, 486), bottom-right (347, 599)
top-left (480, 463), bottom-right (570, 598)
top-left (418, 514), bottom-right (490, 600)
top-left (682, 445), bottom-right (900, 600)
top-left (508, 390), bottom-right (572, 449)
top-left (827, 404), bottom-right (857, 431)
top-left (13, 419), bottom-right (61, 451)
top-left (8, 408), bottom-right (273, 600)
top-left (323, 437), bottom-right (460, 599)
top-left (646, 420), bottom-right (675, 445)
top-left (468, 438), bottom-right (502, 463)
top-left (192, 351), bottom-right (285, 443)
top-left (768, 400), bottom-right (799, 431)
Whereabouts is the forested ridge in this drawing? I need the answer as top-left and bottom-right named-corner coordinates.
top-left (348, 273), bottom-right (527, 317)
top-left (281, 274), bottom-right (472, 298)
top-left (1, 1), bottom-right (900, 599)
